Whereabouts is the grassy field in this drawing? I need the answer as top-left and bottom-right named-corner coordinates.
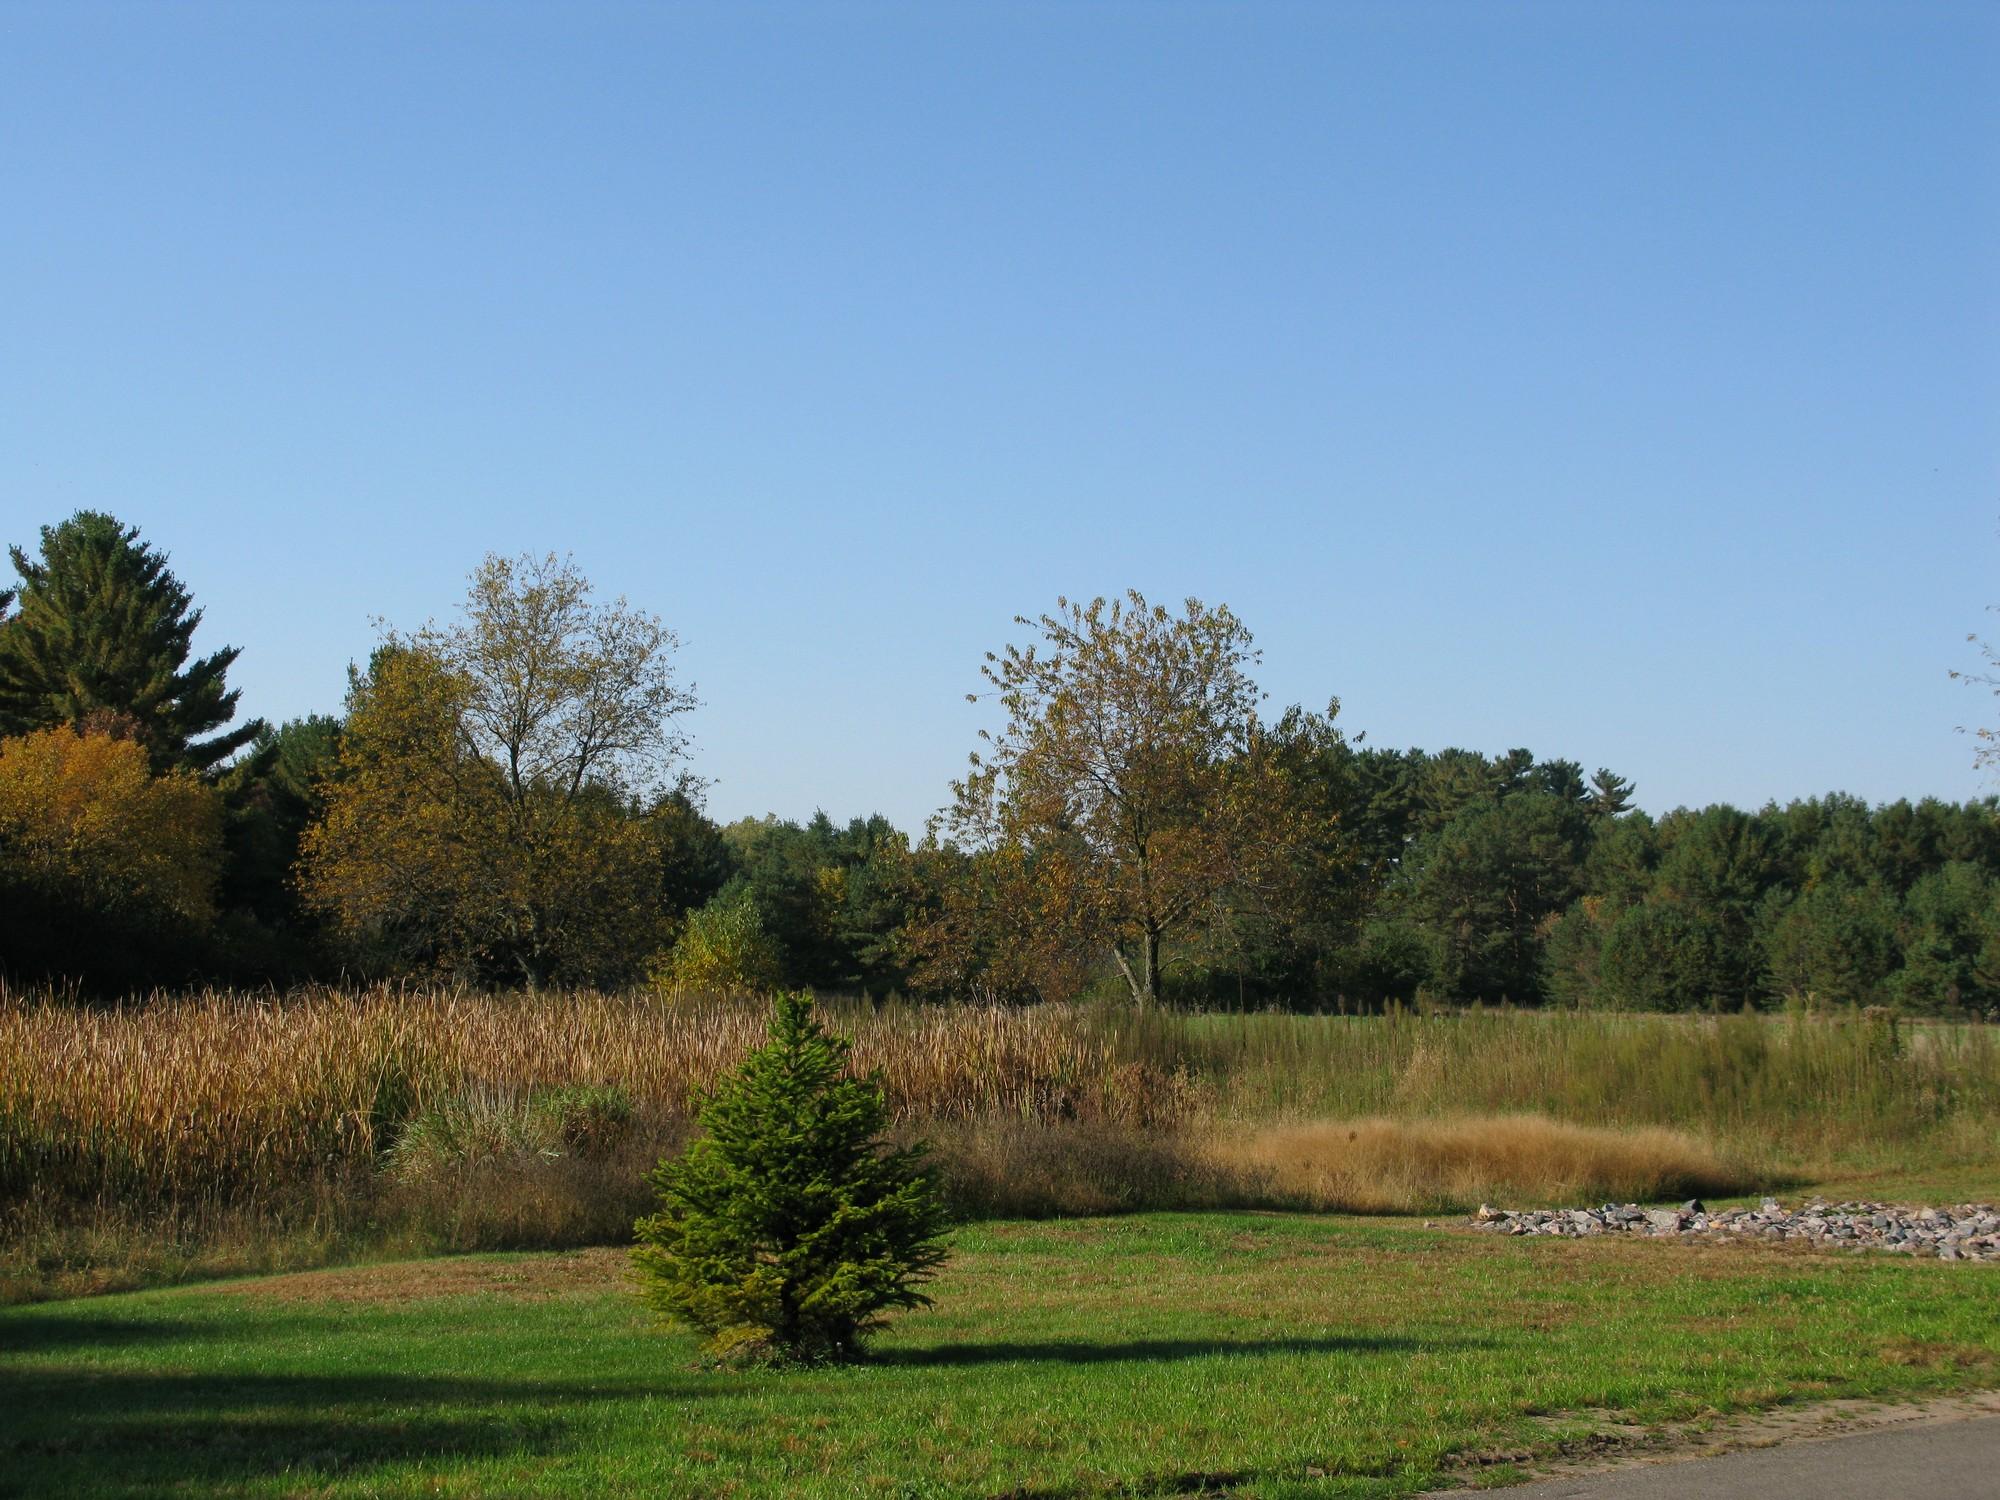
top-left (5, 989), bottom-right (1999, 1300)
top-left (4, 1213), bottom-right (1997, 1499)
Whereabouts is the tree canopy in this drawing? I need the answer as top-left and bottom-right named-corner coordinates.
top-left (0, 512), bottom-right (262, 773)
top-left (0, 725), bottom-right (225, 986)
top-left (2, 502), bottom-right (1995, 1016)
top-left (299, 553), bottom-right (698, 987)
top-left (942, 591), bottom-right (1312, 1006)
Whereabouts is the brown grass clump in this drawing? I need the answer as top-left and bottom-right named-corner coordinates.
top-left (1202, 1114), bottom-right (1753, 1213)
top-left (1875, 1339), bottom-right (1998, 1374)
top-left (917, 1121), bottom-right (1233, 1219)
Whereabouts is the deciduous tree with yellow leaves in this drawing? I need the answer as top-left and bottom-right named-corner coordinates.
top-left (300, 553), bottom-right (696, 987)
top-left (941, 592), bottom-right (1321, 1007)
top-left (0, 725), bottom-right (225, 985)
top-left (0, 725), bottom-right (223, 920)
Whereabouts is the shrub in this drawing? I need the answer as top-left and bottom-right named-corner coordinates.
top-left (531, 1084), bottom-right (634, 1155)
top-left (632, 992), bottom-right (950, 1364)
top-left (651, 890), bottom-right (783, 994)
top-left (386, 1083), bottom-right (634, 1182)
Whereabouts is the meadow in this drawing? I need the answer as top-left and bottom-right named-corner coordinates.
top-left (4, 1213), bottom-right (1998, 1497)
top-left (5, 987), bottom-right (1998, 1302)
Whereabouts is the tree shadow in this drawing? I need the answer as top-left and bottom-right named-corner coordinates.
top-left (0, 1313), bottom-right (204, 1355)
top-left (0, 1365), bottom-right (695, 1494)
top-left (870, 1332), bottom-right (1476, 1367)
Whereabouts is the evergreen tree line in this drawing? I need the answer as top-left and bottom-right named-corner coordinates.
top-left (2, 510), bottom-right (1996, 1015)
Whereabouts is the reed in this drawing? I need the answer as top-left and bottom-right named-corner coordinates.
top-left (3, 986), bottom-right (1995, 1300)
top-left (0, 987), bottom-right (1172, 1208)
top-left (1110, 1004), bottom-right (2000, 1159)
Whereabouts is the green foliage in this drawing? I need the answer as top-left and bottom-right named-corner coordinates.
top-left (0, 512), bottom-right (262, 773)
top-left (211, 716), bottom-right (346, 976)
top-left (1758, 878), bottom-right (1901, 1007)
top-left (1888, 862), bottom-right (2000, 1015)
top-left (908, 708), bottom-right (2000, 1014)
top-left (1337, 917), bottom-right (1439, 1006)
top-left (652, 889), bottom-right (783, 994)
top-left (651, 790), bottom-right (736, 921)
top-left (633, 993), bottom-right (951, 1364)
top-left (3, 518), bottom-right (1996, 1018)
top-left (1597, 901), bottom-right (1735, 1011)
top-left (1540, 901), bottom-right (1606, 1008)
top-left (1399, 792), bottom-right (1592, 1002)
top-left (719, 812), bottom-right (914, 994)
top-left (1588, 767), bottom-right (1635, 816)
top-left (386, 1084), bottom-right (634, 1182)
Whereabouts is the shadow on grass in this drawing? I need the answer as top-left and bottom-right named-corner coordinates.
top-left (872, 1332), bottom-right (1471, 1367)
top-left (0, 1317), bottom-right (1475, 1492)
top-left (0, 1314), bottom-right (205, 1354)
top-left (0, 1365), bottom-right (695, 1494)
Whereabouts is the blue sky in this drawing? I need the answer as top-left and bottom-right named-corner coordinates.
top-left (3, 2), bottom-right (1995, 831)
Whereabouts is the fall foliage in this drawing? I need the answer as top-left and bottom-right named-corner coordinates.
top-left (939, 591), bottom-right (1326, 1006)
top-left (299, 554), bottom-right (696, 987)
top-left (0, 725), bottom-right (223, 922)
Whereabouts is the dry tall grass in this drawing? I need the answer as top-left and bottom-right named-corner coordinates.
top-left (1203, 1116), bottom-right (1743, 1213)
top-left (0, 986), bottom-right (1185, 1208)
top-left (4, 985), bottom-right (1996, 1300)
top-left (1118, 1005), bottom-right (2000, 1159)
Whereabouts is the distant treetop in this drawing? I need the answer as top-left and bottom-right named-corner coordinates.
top-left (0, 511), bottom-right (263, 774)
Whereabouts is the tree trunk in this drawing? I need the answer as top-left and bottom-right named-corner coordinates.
top-left (1111, 931), bottom-right (1161, 1009)
top-left (1110, 944), bottom-right (1146, 1007)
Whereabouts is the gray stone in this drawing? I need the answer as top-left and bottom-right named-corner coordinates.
top-left (1465, 1197), bottom-right (2000, 1262)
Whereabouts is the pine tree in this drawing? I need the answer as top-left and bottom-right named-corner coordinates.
top-left (1588, 768), bottom-right (1635, 818)
top-left (0, 512), bottom-right (263, 773)
top-left (633, 992), bottom-right (951, 1364)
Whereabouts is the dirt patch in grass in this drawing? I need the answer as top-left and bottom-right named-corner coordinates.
top-left (1876, 1338), bottom-right (1998, 1374)
top-left (209, 1246), bottom-right (633, 1305)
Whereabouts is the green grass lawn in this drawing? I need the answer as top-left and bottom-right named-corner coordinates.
top-left (4, 1213), bottom-right (1997, 1499)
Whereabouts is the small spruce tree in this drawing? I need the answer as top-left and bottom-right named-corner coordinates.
top-left (633, 992), bottom-right (950, 1364)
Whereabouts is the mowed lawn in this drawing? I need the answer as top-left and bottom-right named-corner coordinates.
top-left (4, 1215), bottom-right (1997, 1499)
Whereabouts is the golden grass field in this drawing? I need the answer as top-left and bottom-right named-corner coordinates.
top-left (4, 985), bottom-right (1996, 1299)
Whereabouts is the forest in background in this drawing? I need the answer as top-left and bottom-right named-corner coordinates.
top-left (3, 508), bottom-right (1998, 1017)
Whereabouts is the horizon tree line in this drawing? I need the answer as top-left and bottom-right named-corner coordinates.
top-left (2, 508), bottom-right (1998, 1017)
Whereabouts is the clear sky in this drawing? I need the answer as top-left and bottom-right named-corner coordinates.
top-left (3, 2), bottom-right (1995, 832)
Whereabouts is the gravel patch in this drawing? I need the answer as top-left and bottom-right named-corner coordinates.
top-left (1468, 1198), bottom-right (2000, 1262)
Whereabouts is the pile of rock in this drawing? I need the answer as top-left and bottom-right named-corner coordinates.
top-left (1467, 1198), bottom-right (2000, 1262)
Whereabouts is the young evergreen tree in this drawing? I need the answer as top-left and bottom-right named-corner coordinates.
top-left (0, 512), bottom-right (263, 772)
top-left (633, 992), bottom-right (950, 1365)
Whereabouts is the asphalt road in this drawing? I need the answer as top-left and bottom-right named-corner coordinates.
top-left (1482, 1413), bottom-right (2000, 1498)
